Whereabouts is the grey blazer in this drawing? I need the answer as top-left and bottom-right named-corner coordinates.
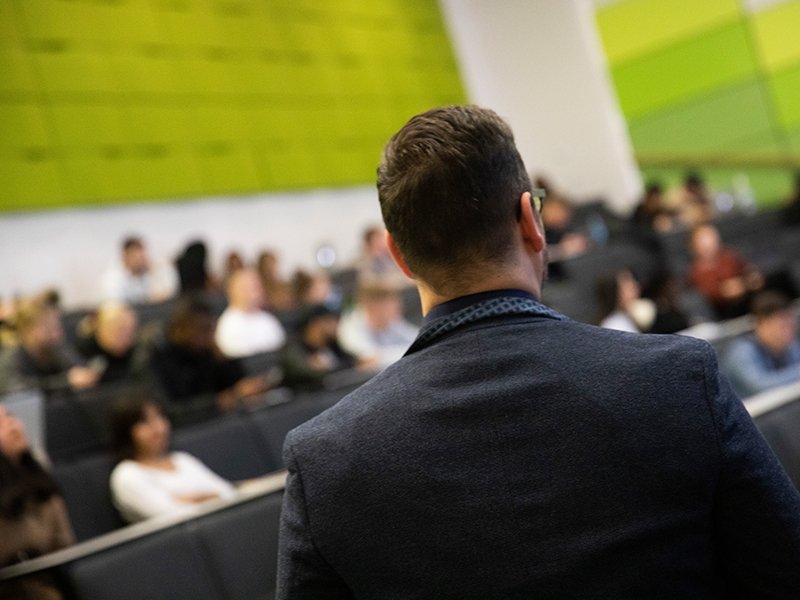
top-left (278, 294), bottom-right (800, 599)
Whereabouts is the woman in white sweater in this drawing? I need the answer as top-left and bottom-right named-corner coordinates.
top-left (108, 397), bottom-right (235, 523)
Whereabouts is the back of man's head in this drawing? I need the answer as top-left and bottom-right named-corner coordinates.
top-left (377, 105), bottom-right (531, 293)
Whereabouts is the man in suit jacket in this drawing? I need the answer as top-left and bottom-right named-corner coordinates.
top-left (277, 106), bottom-right (800, 598)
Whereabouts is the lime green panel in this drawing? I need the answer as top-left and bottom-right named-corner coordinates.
top-left (628, 79), bottom-right (774, 153)
top-left (0, 51), bottom-right (37, 94)
top-left (789, 127), bottom-right (800, 153)
top-left (0, 0), bottom-right (24, 51)
top-left (768, 64), bottom-right (800, 129)
top-left (118, 106), bottom-right (194, 145)
top-left (49, 105), bottom-right (125, 146)
top-left (0, 104), bottom-right (51, 147)
top-left (33, 52), bottom-right (115, 96)
top-left (0, 158), bottom-right (64, 210)
top-left (194, 147), bottom-right (262, 194)
top-left (611, 20), bottom-right (757, 119)
top-left (751, 0), bottom-right (800, 73)
top-left (596, 0), bottom-right (741, 65)
top-left (124, 153), bottom-right (204, 199)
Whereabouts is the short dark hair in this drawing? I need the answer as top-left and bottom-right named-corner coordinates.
top-left (122, 236), bottom-right (143, 252)
top-left (751, 290), bottom-right (791, 319)
top-left (0, 449), bottom-right (60, 520)
top-left (377, 105), bottom-right (531, 292)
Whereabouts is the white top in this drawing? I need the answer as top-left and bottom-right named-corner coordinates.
top-left (99, 263), bottom-right (176, 304)
top-left (110, 452), bottom-right (236, 523)
top-left (338, 309), bottom-right (418, 369)
top-left (599, 311), bottom-right (639, 333)
top-left (215, 307), bottom-right (287, 358)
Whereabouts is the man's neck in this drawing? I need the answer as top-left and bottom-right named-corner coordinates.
top-left (417, 271), bottom-right (541, 316)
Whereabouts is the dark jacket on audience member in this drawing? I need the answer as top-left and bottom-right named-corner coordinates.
top-left (278, 293), bottom-right (800, 599)
top-left (0, 345), bottom-right (81, 394)
top-left (148, 341), bottom-right (243, 401)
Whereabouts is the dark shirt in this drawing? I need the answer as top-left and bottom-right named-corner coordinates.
top-left (148, 341), bottom-right (243, 401)
top-left (75, 335), bottom-right (136, 385)
top-left (280, 337), bottom-right (357, 391)
top-left (0, 345), bottom-right (81, 394)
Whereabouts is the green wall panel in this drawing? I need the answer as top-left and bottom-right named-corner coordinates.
top-left (628, 79), bottom-right (774, 153)
top-left (0, 0), bottom-right (465, 212)
top-left (597, 0), bottom-right (741, 64)
top-left (768, 64), bottom-right (800, 129)
top-left (752, 0), bottom-right (800, 73)
top-left (611, 20), bottom-right (757, 119)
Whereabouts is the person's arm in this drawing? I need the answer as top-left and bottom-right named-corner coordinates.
top-left (706, 345), bottom-right (800, 594)
top-left (110, 462), bottom-right (189, 522)
top-left (277, 440), bottom-right (353, 600)
top-left (724, 340), bottom-right (800, 398)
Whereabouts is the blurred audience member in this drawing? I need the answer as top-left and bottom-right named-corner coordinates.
top-left (0, 404), bottom-right (74, 599)
top-left (355, 226), bottom-right (407, 287)
top-left (595, 269), bottom-right (655, 334)
top-left (109, 396), bottom-right (235, 523)
top-left (256, 250), bottom-right (295, 312)
top-left (689, 223), bottom-right (763, 319)
top-left (215, 269), bottom-right (286, 358)
top-left (99, 236), bottom-right (175, 304)
top-left (669, 171), bottom-right (714, 227)
top-left (149, 296), bottom-right (268, 413)
top-left (338, 285), bottom-right (418, 370)
top-left (631, 182), bottom-right (677, 233)
top-left (538, 180), bottom-right (589, 263)
top-left (0, 294), bottom-right (99, 394)
top-left (647, 273), bottom-right (691, 334)
top-left (292, 270), bottom-right (340, 309)
top-left (723, 291), bottom-right (800, 398)
top-left (221, 250), bottom-right (245, 288)
top-left (175, 240), bottom-right (218, 295)
top-left (281, 304), bottom-right (369, 390)
top-left (75, 302), bottom-right (145, 385)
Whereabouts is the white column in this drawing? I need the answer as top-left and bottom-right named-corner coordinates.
top-left (440, 0), bottom-right (642, 213)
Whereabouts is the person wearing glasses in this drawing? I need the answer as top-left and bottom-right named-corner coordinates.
top-left (277, 106), bottom-right (800, 599)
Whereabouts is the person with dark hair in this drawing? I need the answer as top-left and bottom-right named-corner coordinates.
top-left (0, 404), bottom-right (74, 599)
top-left (108, 396), bottom-right (235, 523)
top-left (594, 269), bottom-right (654, 333)
top-left (722, 291), bottom-right (800, 398)
top-left (0, 294), bottom-right (99, 395)
top-left (148, 295), bottom-right (268, 413)
top-left (280, 304), bottom-right (366, 390)
top-left (256, 250), bottom-right (295, 312)
top-left (175, 240), bottom-right (218, 295)
top-left (354, 225), bottom-right (407, 287)
top-left (99, 236), bottom-right (175, 304)
top-left (277, 105), bottom-right (800, 599)
top-left (631, 181), bottom-right (677, 233)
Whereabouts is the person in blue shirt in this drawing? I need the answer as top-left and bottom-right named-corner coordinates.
top-left (723, 290), bottom-right (800, 398)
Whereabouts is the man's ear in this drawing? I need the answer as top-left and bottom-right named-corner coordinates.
top-left (519, 192), bottom-right (545, 254)
top-left (385, 231), bottom-right (415, 279)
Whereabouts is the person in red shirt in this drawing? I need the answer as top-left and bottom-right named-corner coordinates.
top-left (689, 223), bottom-right (763, 319)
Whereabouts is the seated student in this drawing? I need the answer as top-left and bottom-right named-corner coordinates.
top-left (149, 296), bottom-right (269, 413)
top-left (75, 301), bottom-right (146, 385)
top-left (723, 291), bottom-right (800, 398)
top-left (353, 226), bottom-right (408, 288)
top-left (0, 404), bottom-right (74, 599)
top-left (689, 223), bottom-right (763, 319)
top-left (215, 269), bottom-right (286, 358)
top-left (595, 269), bottom-right (655, 334)
top-left (281, 304), bottom-right (372, 390)
top-left (338, 284), bottom-right (418, 369)
top-left (108, 396), bottom-right (235, 523)
top-left (0, 293), bottom-right (99, 395)
top-left (99, 236), bottom-right (176, 305)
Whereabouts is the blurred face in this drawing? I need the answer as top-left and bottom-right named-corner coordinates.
top-left (757, 310), bottom-right (797, 354)
top-left (691, 226), bottom-right (721, 261)
top-left (97, 308), bottom-right (138, 357)
top-left (364, 295), bottom-right (402, 331)
top-left (230, 270), bottom-right (264, 311)
top-left (21, 308), bottom-right (64, 354)
top-left (123, 245), bottom-right (149, 276)
top-left (131, 403), bottom-right (170, 459)
top-left (0, 405), bottom-right (29, 462)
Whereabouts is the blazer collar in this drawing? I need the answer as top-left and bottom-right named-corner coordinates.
top-left (405, 293), bottom-right (567, 356)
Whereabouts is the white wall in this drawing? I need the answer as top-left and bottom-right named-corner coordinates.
top-left (440, 0), bottom-right (641, 213)
top-left (0, 187), bottom-right (382, 309)
top-left (0, 0), bottom-right (641, 310)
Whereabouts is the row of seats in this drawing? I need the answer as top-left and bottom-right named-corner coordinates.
top-left (1, 486), bottom-right (285, 600)
top-left (53, 388), bottom-right (345, 541)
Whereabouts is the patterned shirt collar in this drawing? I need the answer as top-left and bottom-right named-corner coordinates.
top-left (407, 289), bottom-right (567, 356)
